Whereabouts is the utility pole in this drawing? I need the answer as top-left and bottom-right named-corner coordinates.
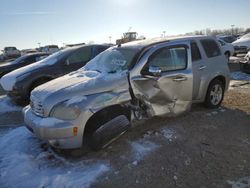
top-left (38, 42), bottom-right (41, 48)
top-left (163, 31), bottom-right (166, 38)
top-left (109, 36), bottom-right (112, 43)
top-left (231, 25), bottom-right (235, 36)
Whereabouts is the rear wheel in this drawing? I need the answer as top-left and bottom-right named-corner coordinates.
top-left (204, 79), bottom-right (224, 109)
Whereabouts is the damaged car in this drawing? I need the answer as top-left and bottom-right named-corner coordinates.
top-left (24, 36), bottom-right (230, 150)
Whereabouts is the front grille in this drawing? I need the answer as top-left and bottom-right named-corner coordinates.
top-left (30, 95), bottom-right (44, 117)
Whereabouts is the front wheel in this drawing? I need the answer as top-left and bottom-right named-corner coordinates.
top-left (204, 79), bottom-right (225, 109)
top-left (89, 115), bottom-right (131, 150)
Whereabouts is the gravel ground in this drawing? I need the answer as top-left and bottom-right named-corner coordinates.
top-left (0, 57), bottom-right (249, 188)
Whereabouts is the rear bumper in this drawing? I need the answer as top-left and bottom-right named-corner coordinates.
top-left (23, 107), bottom-right (84, 149)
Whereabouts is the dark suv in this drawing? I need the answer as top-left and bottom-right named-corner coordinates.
top-left (0, 52), bottom-right (49, 78)
top-left (0, 44), bottom-right (111, 104)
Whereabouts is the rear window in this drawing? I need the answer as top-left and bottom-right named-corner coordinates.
top-left (191, 42), bottom-right (201, 61)
top-left (200, 39), bottom-right (221, 58)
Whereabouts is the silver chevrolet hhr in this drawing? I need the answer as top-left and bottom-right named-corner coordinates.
top-left (24, 36), bottom-right (230, 150)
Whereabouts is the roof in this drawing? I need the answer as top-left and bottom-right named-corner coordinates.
top-left (121, 35), bottom-right (215, 49)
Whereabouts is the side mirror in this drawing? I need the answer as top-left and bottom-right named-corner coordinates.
top-left (148, 66), bottom-right (162, 77)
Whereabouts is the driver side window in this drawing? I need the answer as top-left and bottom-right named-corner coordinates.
top-left (147, 47), bottom-right (187, 72)
top-left (67, 47), bottom-right (92, 64)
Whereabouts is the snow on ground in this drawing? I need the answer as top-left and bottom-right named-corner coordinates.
top-left (230, 72), bottom-right (250, 90)
top-left (0, 127), bottom-right (110, 188)
top-left (142, 127), bottom-right (177, 142)
top-left (130, 139), bottom-right (159, 164)
top-left (227, 177), bottom-right (250, 188)
top-left (160, 127), bottom-right (177, 142)
top-left (0, 95), bottom-right (21, 114)
top-left (129, 126), bottom-right (178, 165)
top-left (206, 107), bottom-right (226, 116)
top-left (230, 71), bottom-right (250, 81)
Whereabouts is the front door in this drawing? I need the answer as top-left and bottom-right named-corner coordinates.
top-left (64, 46), bottom-right (93, 73)
top-left (130, 43), bottom-right (193, 117)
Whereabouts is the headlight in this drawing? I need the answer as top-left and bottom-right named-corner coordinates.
top-left (50, 102), bottom-right (81, 120)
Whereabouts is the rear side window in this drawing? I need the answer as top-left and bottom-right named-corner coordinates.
top-left (200, 39), bottom-right (221, 58)
top-left (24, 56), bottom-right (37, 63)
top-left (191, 42), bottom-right (201, 61)
top-left (147, 46), bottom-right (187, 72)
top-left (67, 47), bottom-right (92, 64)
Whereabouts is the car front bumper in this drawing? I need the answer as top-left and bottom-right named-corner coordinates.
top-left (239, 61), bottom-right (250, 74)
top-left (234, 46), bottom-right (249, 54)
top-left (23, 107), bottom-right (84, 149)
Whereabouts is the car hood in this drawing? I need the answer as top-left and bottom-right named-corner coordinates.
top-left (31, 69), bottom-right (129, 114)
top-left (0, 58), bottom-right (57, 91)
top-left (233, 38), bottom-right (250, 47)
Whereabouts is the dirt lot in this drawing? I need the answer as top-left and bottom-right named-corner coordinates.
top-left (0, 59), bottom-right (249, 188)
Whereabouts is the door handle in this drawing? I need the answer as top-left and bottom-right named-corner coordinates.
top-left (173, 76), bottom-right (187, 82)
top-left (199, 65), bottom-right (207, 70)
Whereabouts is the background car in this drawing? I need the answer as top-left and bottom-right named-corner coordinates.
top-left (0, 44), bottom-right (112, 104)
top-left (239, 51), bottom-right (250, 73)
top-left (217, 39), bottom-right (235, 60)
top-left (232, 33), bottom-right (250, 55)
top-left (0, 52), bottom-right (49, 78)
top-left (21, 49), bottom-right (38, 56)
top-left (40, 45), bottom-right (59, 54)
top-left (2, 46), bottom-right (21, 59)
top-left (217, 35), bottom-right (237, 43)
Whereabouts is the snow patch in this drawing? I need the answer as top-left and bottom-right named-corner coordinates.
top-left (160, 127), bottom-right (176, 142)
top-left (0, 95), bottom-right (21, 114)
top-left (230, 71), bottom-right (250, 81)
top-left (65, 95), bottom-right (87, 106)
top-left (227, 177), bottom-right (250, 188)
top-left (130, 139), bottom-right (159, 162)
top-left (206, 107), bottom-right (226, 116)
top-left (0, 127), bottom-right (109, 188)
top-left (142, 127), bottom-right (177, 142)
top-left (230, 80), bottom-right (250, 89)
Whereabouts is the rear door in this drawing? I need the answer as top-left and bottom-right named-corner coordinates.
top-left (130, 42), bottom-right (193, 117)
top-left (190, 41), bottom-right (207, 100)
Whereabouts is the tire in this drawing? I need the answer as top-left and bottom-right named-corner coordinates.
top-left (204, 79), bottom-right (225, 109)
top-left (89, 115), bottom-right (131, 150)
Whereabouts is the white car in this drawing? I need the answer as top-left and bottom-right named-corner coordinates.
top-left (217, 39), bottom-right (234, 60)
top-left (2, 47), bottom-right (21, 59)
top-left (232, 33), bottom-right (250, 55)
top-left (40, 45), bottom-right (59, 54)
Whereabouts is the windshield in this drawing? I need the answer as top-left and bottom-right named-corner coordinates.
top-left (5, 47), bottom-right (17, 51)
top-left (39, 48), bottom-right (72, 65)
top-left (84, 47), bottom-right (139, 73)
top-left (10, 54), bottom-right (30, 64)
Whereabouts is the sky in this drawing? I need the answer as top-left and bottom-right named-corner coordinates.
top-left (0, 0), bottom-right (250, 50)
